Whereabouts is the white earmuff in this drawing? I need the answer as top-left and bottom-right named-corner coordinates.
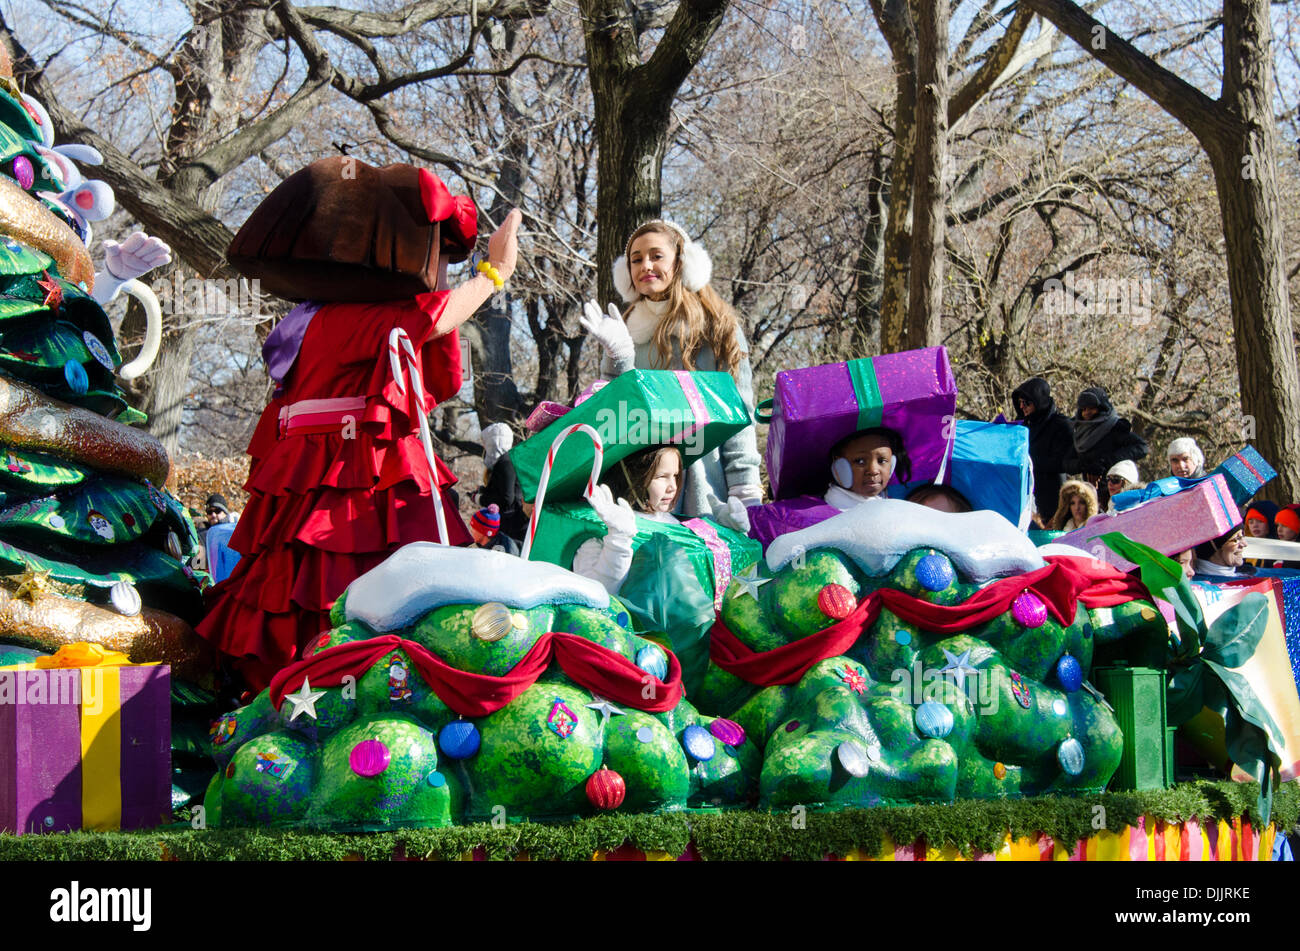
top-left (831, 457), bottom-right (854, 489)
top-left (612, 254), bottom-right (638, 303)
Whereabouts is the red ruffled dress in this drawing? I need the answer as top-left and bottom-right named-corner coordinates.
top-left (197, 293), bottom-right (471, 691)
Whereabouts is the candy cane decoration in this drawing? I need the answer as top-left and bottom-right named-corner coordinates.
top-left (521, 422), bottom-right (604, 561)
top-left (388, 327), bottom-right (449, 545)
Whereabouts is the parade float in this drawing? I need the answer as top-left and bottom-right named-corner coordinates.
top-left (0, 112), bottom-right (1297, 858)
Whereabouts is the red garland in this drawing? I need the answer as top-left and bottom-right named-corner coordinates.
top-left (269, 629), bottom-right (683, 718)
top-left (709, 555), bottom-right (1151, 688)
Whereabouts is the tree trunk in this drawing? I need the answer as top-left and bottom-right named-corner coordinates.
top-left (581, 0), bottom-right (729, 307)
top-left (906, 0), bottom-right (949, 350)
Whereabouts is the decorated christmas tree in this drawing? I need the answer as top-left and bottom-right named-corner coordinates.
top-left (696, 501), bottom-right (1168, 808)
top-left (0, 58), bottom-right (207, 682)
top-left (204, 545), bottom-right (760, 828)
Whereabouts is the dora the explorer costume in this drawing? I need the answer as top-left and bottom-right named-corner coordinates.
top-left (197, 158), bottom-right (476, 690)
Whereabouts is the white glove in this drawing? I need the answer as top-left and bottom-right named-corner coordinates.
top-left (708, 493), bottom-right (751, 534)
top-left (579, 301), bottom-right (635, 367)
top-left (587, 483), bottom-right (638, 537)
top-left (728, 483), bottom-right (764, 508)
top-left (93, 232), bottom-right (172, 305)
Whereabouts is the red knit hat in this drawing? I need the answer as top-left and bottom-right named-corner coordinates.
top-left (1275, 506), bottom-right (1300, 535)
top-left (471, 504), bottom-right (501, 538)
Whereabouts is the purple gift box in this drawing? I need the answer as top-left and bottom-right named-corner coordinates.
top-left (1056, 474), bottom-right (1241, 571)
top-left (0, 663), bottom-right (171, 834)
top-left (764, 347), bottom-right (957, 500)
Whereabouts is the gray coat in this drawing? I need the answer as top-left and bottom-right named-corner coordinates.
top-left (601, 325), bottom-right (761, 517)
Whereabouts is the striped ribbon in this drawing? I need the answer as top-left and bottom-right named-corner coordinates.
top-left (682, 517), bottom-right (733, 610)
top-left (671, 371), bottom-right (712, 444)
top-left (387, 327), bottom-right (448, 545)
top-left (521, 422), bottom-right (604, 561)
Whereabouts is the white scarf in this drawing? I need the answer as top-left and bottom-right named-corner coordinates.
top-left (626, 297), bottom-right (671, 346)
top-left (824, 485), bottom-right (886, 511)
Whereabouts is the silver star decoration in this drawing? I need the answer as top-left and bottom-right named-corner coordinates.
top-left (586, 696), bottom-right (625, 724)
top-left (939, 648), bottom-right (979, 693)
top-left (732, 566), bottom-right (772, 601)
top-left (283, 675), bottom-right (326, 722)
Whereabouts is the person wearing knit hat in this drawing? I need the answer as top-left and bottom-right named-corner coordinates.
top-left (1192, 523), bottom-right (1252, 579)
top-left (1061, 385), bottom-right (1148, 509)
top-left (1167, 437), bottom-right (1206, 479)
top-left (470, 503), bottom-right (519, 555)
top-left (1274, 504), bottom-right (1300, 542)
top-left (1244, 500), bottom-right (1279, 538)
top-left (1103, 459), bottom-right (1142, 512)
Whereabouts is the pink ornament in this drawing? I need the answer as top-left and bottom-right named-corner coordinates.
top-left (1011, 591), bottom-right (1047, 628)
top-left (709, 718), bottom-right (746, 746)
top-left (12, 156), bottom-right (34, 190)
top-left (349, 739), bottom-right (391, 777)
top-left (818, 583), bottom-right (856, 620)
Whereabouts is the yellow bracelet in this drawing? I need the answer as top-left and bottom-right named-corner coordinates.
top-left (476, 260), bottom-right (505, 290)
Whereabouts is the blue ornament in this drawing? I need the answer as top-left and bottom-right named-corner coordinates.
top-left (836, 740), bottom-right (871, 777)
top-left (1056, 654), bottom-right (1083, 692)
top-left (1057, 737), bottom-right (1085, 776)
top-left (682, 724), bottom-right (716, 762)
top-left (914, 701), bottom-right (954, 739)
top-left (915, 554), bottom-right (955, 592)
top-left (438, 720), bottom-right (481, 759)
top-left (636, 645), bottom-right (669, 681)
top-left (63, 360), bottom-right (88, 395)
top-left (894, 630), bottom-right (912, 646)
top-left (426, 770), bottom-right (446, 788)
top-left (615, 611), bottom-right (630, 628)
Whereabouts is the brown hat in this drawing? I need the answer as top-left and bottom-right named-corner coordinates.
top-left (227, 157), bottom-right (478, 303)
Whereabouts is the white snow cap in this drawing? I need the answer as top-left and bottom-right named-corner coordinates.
top-left (481, 422), bottom-right (514, 470)
top-left (765, 499), bottom-right (1045, 583)
top-left (345, 543), bottom-right (610, 632)
top-left (1106, 459), bottom-right (1140, 484)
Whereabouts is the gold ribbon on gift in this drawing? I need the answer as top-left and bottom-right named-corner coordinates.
top-left (23, 642), bottom-right (156, 830)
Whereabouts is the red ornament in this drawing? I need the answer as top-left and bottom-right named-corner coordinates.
top-left (37, 270), bottom-right (63, 313)
top-left (585, 767), bottom-right (626, 811)
top-left (817, 583), bottom-right (856, 620)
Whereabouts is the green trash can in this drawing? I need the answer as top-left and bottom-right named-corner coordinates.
top-left (1094, 666), bottom-right (1174, 791)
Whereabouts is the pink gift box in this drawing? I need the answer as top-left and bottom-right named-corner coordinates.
top-left (1057, 474), bottom-right (1241, 571)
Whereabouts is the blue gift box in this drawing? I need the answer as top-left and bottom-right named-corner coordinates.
top-left (1211, 445), bottom-right (1276, 508)
top-left (948, 420), bottom-right (1032, 530)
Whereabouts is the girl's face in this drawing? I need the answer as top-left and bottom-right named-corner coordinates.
top-left (1174, 548), bottom-right (1195, 579)
top-left (1069, 493), bottom-right (1089, 523)
top-left (838, 433), bottom-right (894, 498)
top-left (628, 232), bottom-right (677, 300)
top-left (1246, 516), bottom-right (1269, 538)
top-left (1169, 453), bottom-right (1196, 478)
top-left (1278, 523), bottom-right (1299, 542)
top-left (644, 452), bottom-right (681, 513)
top-left (1080, 405), bottom-right (1099, 420)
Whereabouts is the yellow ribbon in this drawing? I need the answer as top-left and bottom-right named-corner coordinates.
top-left (34, 642), bottom-right (132, 669)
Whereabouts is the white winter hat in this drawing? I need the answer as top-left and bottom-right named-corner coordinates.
top-left (1166, 437), bottom-right (1204, 468)
top-left (612, 219), bottom-right (713, 303)
top-left (1106, 460), bottom-right (1140, 485)
top-left (481, 422), bottom-right (514, 470)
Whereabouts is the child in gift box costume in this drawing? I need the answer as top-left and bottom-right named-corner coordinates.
top-left (579, 220), bottom-right (762, 515)
top-left (746, 426), bottom-right (912, 549)
top-left (196, 158), bottom-right (521, 691)
top-left (573, 445), bottom-right (750, 595)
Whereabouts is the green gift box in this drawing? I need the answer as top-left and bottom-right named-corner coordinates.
top-left (510, 369), bottom-right (753, 503)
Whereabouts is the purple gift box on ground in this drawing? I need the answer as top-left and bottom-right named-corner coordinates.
top-left (0, 661), bottom-right (171, 834)
top-left (1057, 474), bottom-right (1241, 571)
top-left (763, 347), bottom-right (957, 500)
